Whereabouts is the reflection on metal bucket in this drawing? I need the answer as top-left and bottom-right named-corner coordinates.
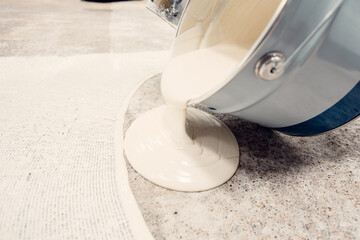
top-left (147, 0), bottom-right (189, 27)
top-left (151, 0), bottom-right (360, 136)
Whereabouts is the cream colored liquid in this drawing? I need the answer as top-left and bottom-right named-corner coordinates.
top-left (124, 0), bottom-right (283, 191)
top-left (124, 47), bottom-right (242, 191)
top-left (161, 45), bottom-right (248, 108)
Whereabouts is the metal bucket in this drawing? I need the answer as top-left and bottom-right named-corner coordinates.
top-left (150, 0), bottom-right (360, 136)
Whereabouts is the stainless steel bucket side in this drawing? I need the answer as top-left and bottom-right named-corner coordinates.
top-left (199, 0), bottom-right (360, 136)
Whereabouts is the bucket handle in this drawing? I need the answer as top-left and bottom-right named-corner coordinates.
top-left (256, 0), bottom-right (344, 81)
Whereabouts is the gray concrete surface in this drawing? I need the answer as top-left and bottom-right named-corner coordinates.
top-left (124, 75), bottom-right (360, 240)
top-left (0, 0), bottom-right (174, 56)
top-left (2, 0), bottom-right (359, 239)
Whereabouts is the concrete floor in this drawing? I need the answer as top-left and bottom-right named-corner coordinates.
top-left (1, 0), bottom-right (360, 239)
top-left (0, 0), bottom-right (174, 56)
top-left (125, 75), bottom-right (360, 240)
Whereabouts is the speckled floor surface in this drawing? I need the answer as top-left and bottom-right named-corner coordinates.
top-left (124, 74), bottom-right (360, 240)
top-left (2, 0), bottom-right (360, 239)
top-left (0, 0), bottom-right (173, 56)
